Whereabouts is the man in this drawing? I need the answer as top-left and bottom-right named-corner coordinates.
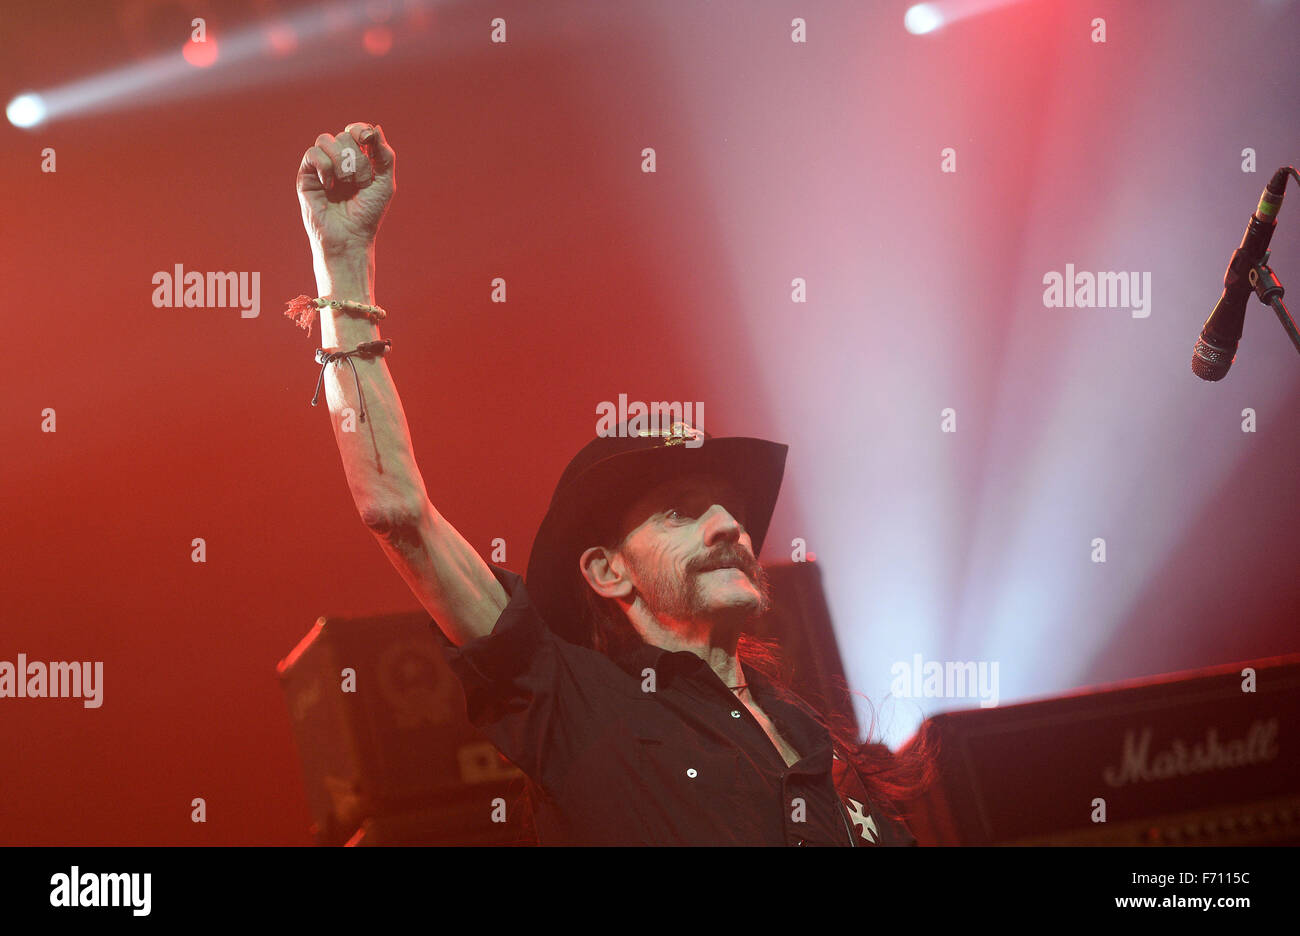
top-left (294, 122), bottom-right (927, 845)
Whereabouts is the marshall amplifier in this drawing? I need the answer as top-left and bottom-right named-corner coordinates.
top-left (277, 609), bottom-right (530, 845)
top-left (902, 653), bottom-right (1300, 845)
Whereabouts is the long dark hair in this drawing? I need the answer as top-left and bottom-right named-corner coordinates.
top-left (734, 631), bottom-right (940, 824)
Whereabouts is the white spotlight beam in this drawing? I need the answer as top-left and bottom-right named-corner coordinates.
top-left (906, 0), bottom-right (1031, 35)
top-left (6, 0), bottom-right (437, 128)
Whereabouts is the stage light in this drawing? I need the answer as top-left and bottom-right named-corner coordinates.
top-left (904, 4), bottom-right (944, 35)
top-left (182, 35), bottom-right (220, 68)
top-left (6, 92), bottom-right (46, 128)
top-left (905, 0), bottom-right (1030, 35)
top-left (4, 0), bottom-right (426, 127)
top-left (362, 25), bottom-right (393, 56)
top-left (266, 24), bottom-right (298, 57)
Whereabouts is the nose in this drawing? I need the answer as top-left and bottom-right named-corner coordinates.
top-left (700, 503), bottom-right (748, 549)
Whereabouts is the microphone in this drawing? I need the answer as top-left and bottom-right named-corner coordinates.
top-left (1192, 168), bottom-right (1289, 381)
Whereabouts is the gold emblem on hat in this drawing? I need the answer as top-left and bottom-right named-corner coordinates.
top-left (636, 421), bottom-right (703, 446)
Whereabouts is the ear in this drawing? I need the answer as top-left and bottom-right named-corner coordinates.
top-left (578, 545), bottom-right (635, 601)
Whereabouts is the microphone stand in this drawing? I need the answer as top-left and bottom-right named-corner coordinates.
top-left (1250, 250), bottom-right (1300, 358)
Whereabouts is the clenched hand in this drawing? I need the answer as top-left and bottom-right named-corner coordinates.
top-left (296, 122), bottom-right (396, 259)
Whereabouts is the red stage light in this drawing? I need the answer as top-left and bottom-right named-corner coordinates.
top-left (266, 25), bottom-right (298, 57)
top-left (362, 25), bottom-right (393, 57)
top-left (182, 36), bottom-right (219, 68)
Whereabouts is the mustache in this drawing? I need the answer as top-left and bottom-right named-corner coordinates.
top-left (689, 547), bottom-right (761, 579)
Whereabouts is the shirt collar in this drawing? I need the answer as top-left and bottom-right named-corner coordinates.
top-left (609, 636), bottom-right (701, 683)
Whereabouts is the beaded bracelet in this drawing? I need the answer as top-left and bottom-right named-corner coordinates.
top-left (284, 294), bottom-right (387, 336)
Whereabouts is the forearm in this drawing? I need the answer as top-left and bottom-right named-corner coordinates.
top-left (313, 248), bottom-right (508, 641)
top-left (313, 248), bottom-right (426, 527)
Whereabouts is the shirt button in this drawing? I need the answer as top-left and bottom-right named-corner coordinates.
top-left (730, 710), bottom-right (741, 718)
top-left (686, 768), bottom-right (697, 778)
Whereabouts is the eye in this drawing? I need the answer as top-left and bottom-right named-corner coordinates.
top-left (664, 508), bottom-right (690, 522)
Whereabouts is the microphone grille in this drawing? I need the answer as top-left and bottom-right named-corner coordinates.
top-left (1191, 336), bottom-right (1236, 381)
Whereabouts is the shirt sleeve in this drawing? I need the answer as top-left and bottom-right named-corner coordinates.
top-left (438, 564), bottom-right (591, 798)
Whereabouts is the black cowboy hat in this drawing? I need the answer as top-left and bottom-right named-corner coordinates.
top-left (524, 422), bottom-right (788, 647)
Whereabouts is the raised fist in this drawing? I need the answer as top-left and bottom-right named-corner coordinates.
top-left (296, 122), bottom-right (396, 259)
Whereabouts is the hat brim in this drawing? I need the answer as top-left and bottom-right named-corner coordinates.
top-left (525, 437), bottom-right (788, 647)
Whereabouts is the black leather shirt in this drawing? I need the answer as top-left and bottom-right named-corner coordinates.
top-left (441, 564), bottom-right (917, 846)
